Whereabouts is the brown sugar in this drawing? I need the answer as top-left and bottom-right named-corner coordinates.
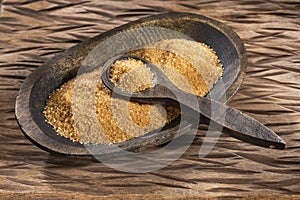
top-left (110, 58), bottom-right (154, 93)
top-left (131, 39), bottom-right (223, 96)
top-left (44, 70), bottom-right (179, 144)
top-left (43, 39), bottom-right (223, 144)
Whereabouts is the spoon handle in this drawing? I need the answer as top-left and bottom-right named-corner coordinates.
top-left (179, 94), bottom-right (286, 149)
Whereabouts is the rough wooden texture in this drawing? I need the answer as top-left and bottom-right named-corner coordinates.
top-left (0, 0), bottom-right (299, 199)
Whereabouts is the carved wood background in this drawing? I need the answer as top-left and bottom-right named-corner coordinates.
top-left (0, 0), bottom-right (299, 199)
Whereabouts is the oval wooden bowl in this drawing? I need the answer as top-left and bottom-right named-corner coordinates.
top-left (15, 12), bottom-right (247, 157)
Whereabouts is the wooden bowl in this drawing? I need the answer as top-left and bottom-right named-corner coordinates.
top-left (15, 12), bottom-right (247, 156)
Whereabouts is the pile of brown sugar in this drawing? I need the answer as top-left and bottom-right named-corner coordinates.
top-left (131, 39), bottom-right (223, 96)
top-left (43, 39), bottom-right (223, 144)
top-left (110, 58), bottom-right (154, 93)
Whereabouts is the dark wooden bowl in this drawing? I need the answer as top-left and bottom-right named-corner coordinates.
top-left (15, 12), bottom-right (247, 156)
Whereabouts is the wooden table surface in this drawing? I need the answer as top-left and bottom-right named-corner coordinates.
top-left (0, 0), bottom-right (299, 199)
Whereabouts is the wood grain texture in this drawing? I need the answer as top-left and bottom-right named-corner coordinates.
top-left (0, 0), bottom-right (299, 199)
